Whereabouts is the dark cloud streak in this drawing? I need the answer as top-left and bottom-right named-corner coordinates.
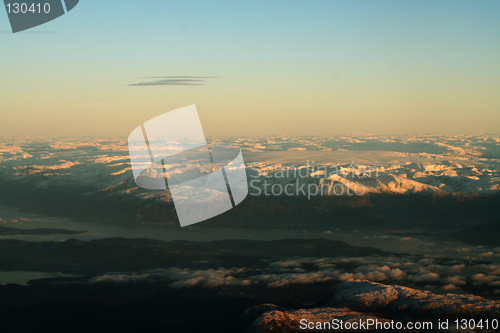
top-left (128, 76), bottom-right (220, 86)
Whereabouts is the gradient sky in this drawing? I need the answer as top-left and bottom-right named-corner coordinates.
top-left (1, 0), bottom-right (499, 137)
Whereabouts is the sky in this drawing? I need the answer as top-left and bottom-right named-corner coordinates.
top-left (1, 0), bottom-right (499, 138)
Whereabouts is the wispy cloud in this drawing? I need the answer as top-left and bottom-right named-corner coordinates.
top-left (128, 76), bottom-right (220, 86)
top-left (87, 254), bottom-right (500, 295)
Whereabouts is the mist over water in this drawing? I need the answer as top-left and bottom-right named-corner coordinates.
top-left (1, 204), bottom-right (497, 265)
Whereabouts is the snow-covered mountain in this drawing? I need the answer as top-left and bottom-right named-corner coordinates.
top-left (247, 279), bottom-right (500, 332)
top-left (0, 135), bottom-right (500, 200)
top-left (1, 135), bottom-right (499, 202)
